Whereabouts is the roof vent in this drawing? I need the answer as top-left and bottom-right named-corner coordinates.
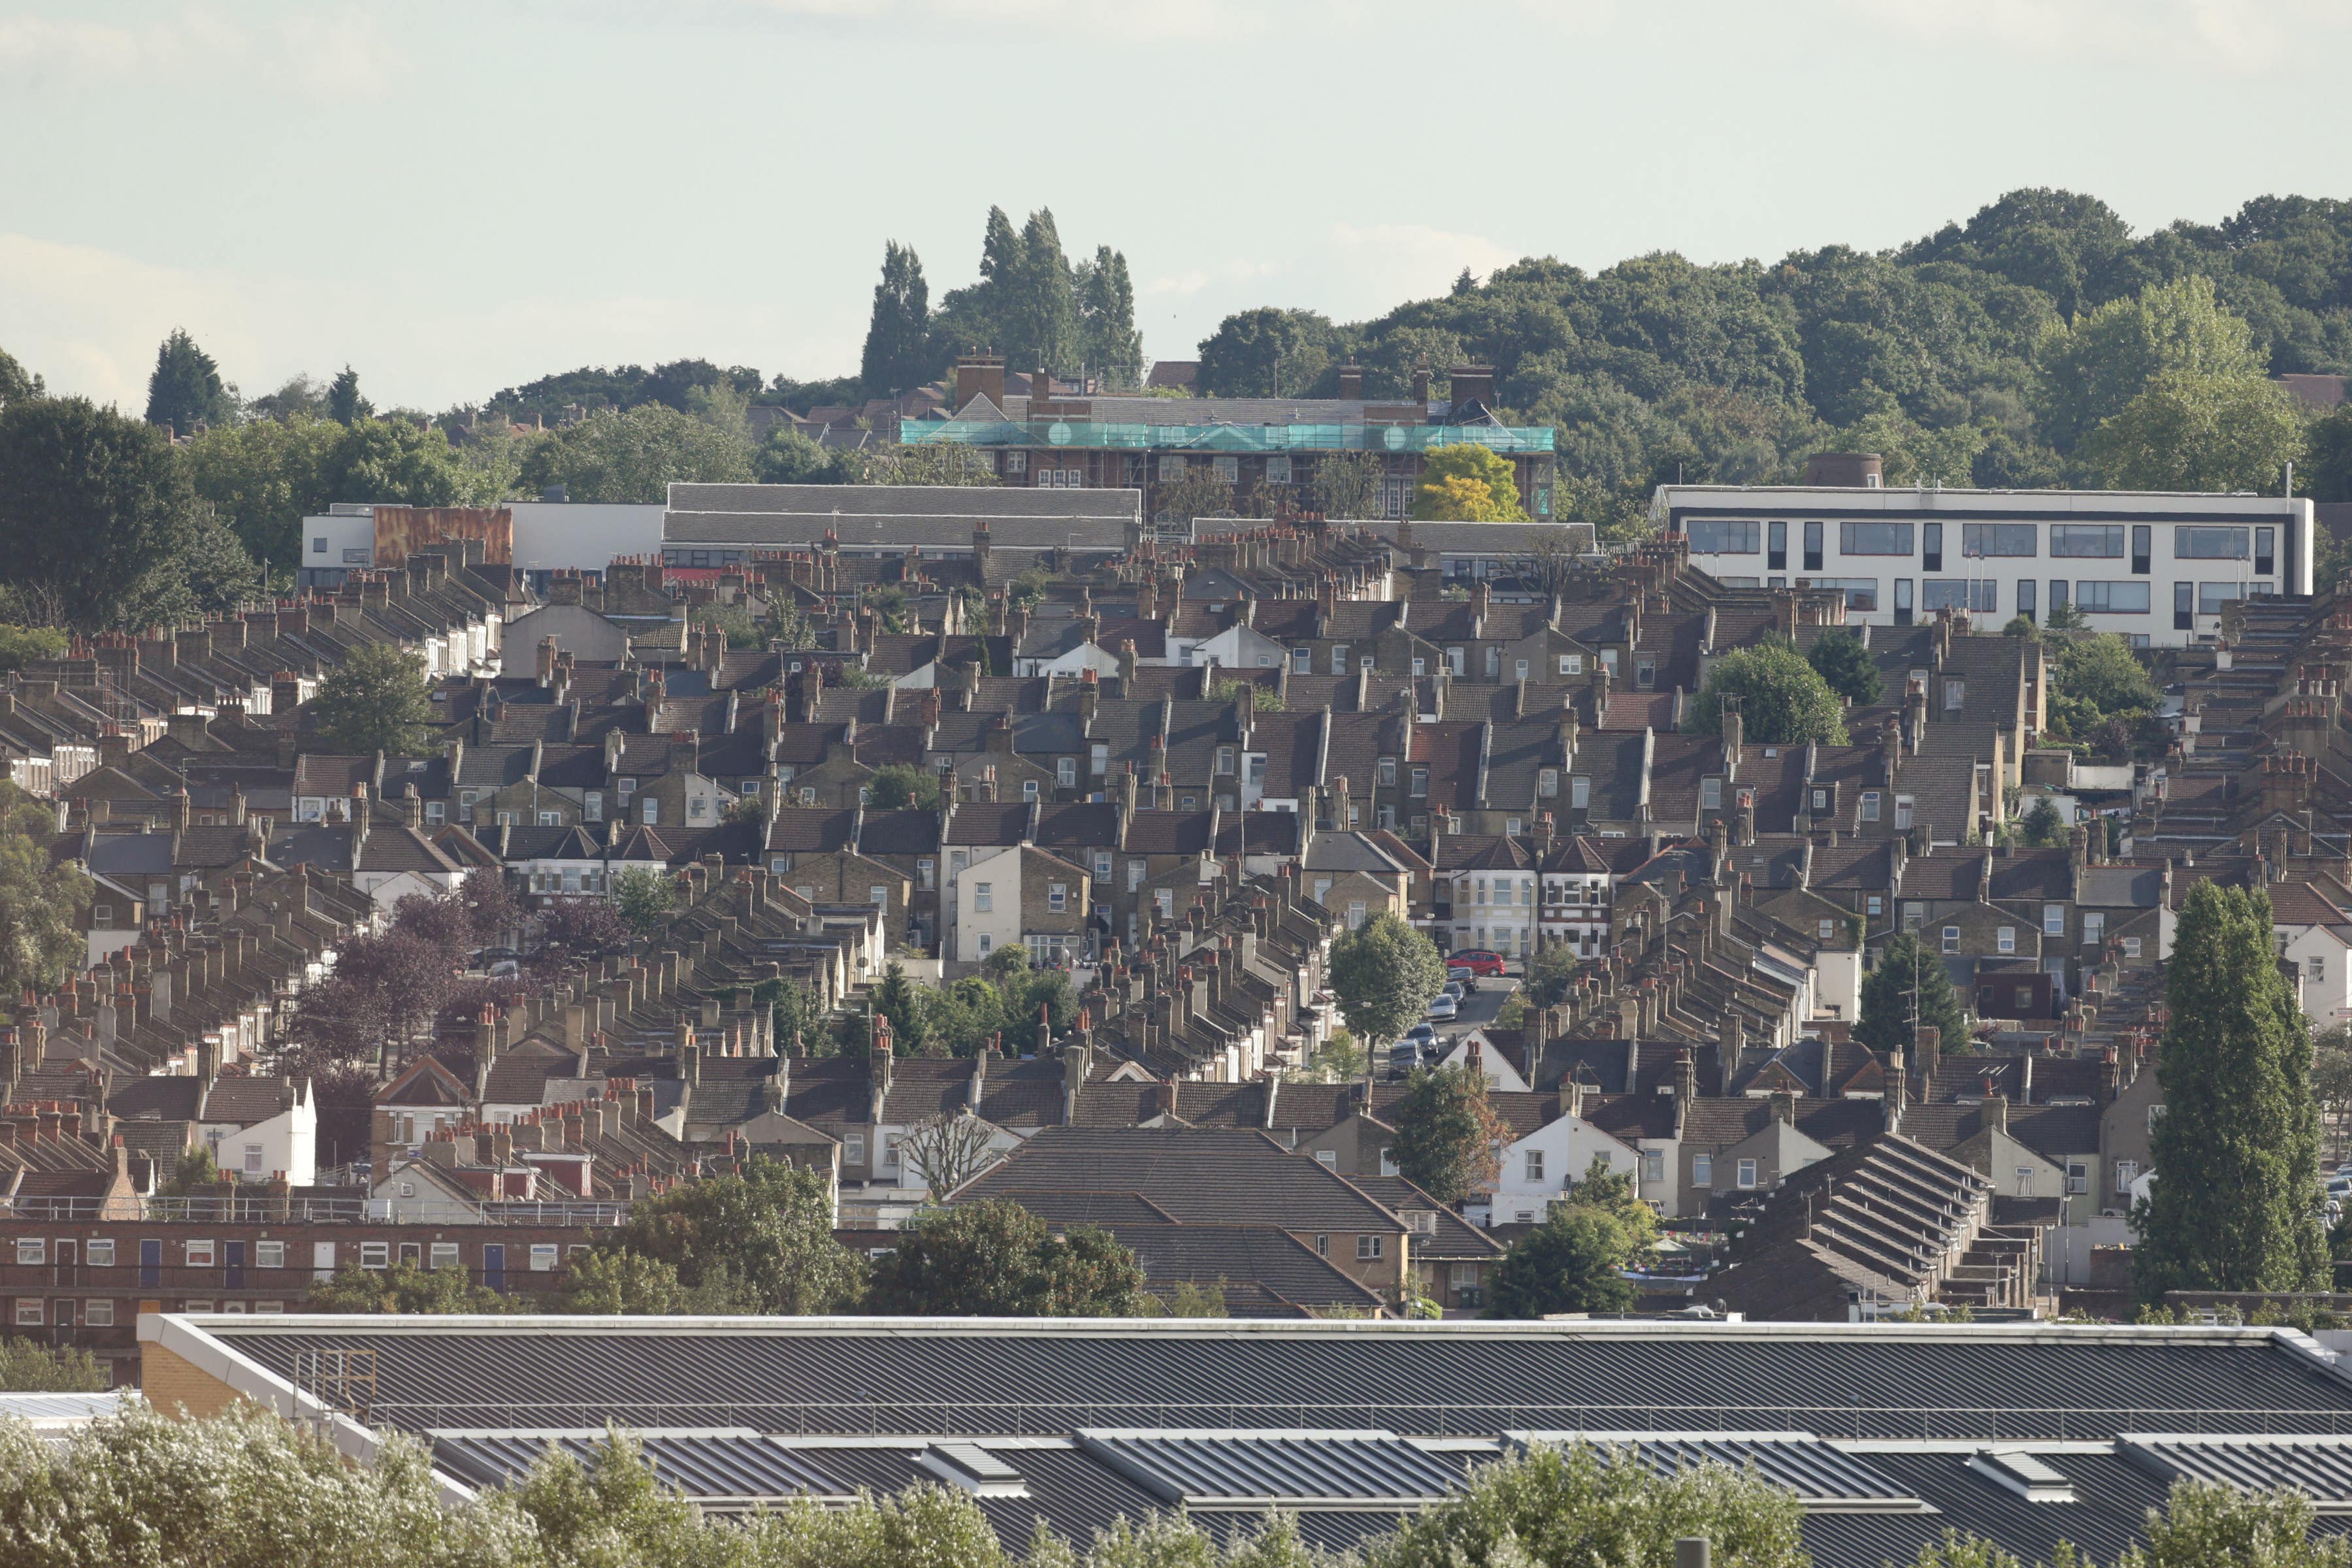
top-left (1968, 1450), bottom-right (2077, 1503)
top-left (919, 1441), bottom-right (1029, 1497)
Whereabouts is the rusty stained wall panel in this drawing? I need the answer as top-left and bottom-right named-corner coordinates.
top-left (372, 506), bottom-right (513, 569)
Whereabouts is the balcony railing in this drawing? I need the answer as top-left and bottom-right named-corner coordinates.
top-left (0, 1194), bottom-right (630, 1226)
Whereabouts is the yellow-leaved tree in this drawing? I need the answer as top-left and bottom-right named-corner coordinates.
top-left (1411, 444), bottom-right (1529, 521)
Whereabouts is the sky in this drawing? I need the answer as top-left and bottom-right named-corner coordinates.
top-left (3, 0), bottom-right (2349, 414)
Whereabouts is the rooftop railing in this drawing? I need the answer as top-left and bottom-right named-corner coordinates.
top-left (900, 419), bottom-right (1556, 455)
top-left (0, 1194), bottom-right (629, 1226)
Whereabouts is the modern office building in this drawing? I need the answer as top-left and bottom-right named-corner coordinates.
top-left (898, 355), bottom-right (1558, 529)
top-left (1652, 454), bottom-right (2312, 645)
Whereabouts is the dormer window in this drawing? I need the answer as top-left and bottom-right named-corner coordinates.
top-left (1701, 778), bottom-right (1722, 811)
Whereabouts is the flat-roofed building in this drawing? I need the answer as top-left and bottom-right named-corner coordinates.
top-left (661, 482), bottom-right (1141, 568)
top-left (1654, 457), bottom-right (2312, 646)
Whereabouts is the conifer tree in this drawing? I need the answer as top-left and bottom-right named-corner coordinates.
top-left (859, 241), bottom-right (933, 397)
top-left (1855, 932), bottom-right (1969, 1056)
top-left (144, 327), bottom-right (233, 434)
top-left (1009, 208), bottom-right (1079, 376)
top-left (2133, 882), bottom-right (2329, 1303)
top-left (1079, 245), bottom-right (1142, 389)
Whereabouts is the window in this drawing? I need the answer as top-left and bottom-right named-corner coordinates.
top-left (13, 1301), bottom-right (41, 1326)
top-left (919, 858), bottom-right (936, 890)
top-left (1571, 776), bottom-right (1591, 809)
top-left (1943, 678), bottom-right (1966, 711)
top-left (1266, 455), bottom-right (1293, 483)
top-left (1894, 794), bottom-right (1913, 830)
top-left (12, 1239), bottom-right (40, 1266)
top-left (359, 1243), bottom-right (388, 1269)
top-left (312, 536), bottom-right (327, 555)
top-left (1690, 1153), bottom-right (1714, 1186)
top-left (1961, 523), bottom-right (2038, 557)
top-left (1687, 519), bottom-right (1759, 554)
top-left (1215, 747), bottom-right (1234, 776)
top-left (2198, 581), bottom-right (2244, 614)
top-left (1347, 900), bottom-right (1366, 929)
top-left (1737, 1158), bottom-right (1758, 1189)
top-left (1356, 1235), bottom-right (1384, 1261)
top-left (1539, 768), bottom-right (1558, 798)
top-left (1560, 654), bottom-right (1583, 676)
top-left (1816, 578), bottom-right (1880, 612)
top-left (640, 798), bottom-right (658, 824)
top-left (1942, 924), bottom-right (1960, 954)
top-left (1047, 882), bottom-right (1067, 913)
top-left (1516, 659), bottom-right (1530, 681)
top-left (1092, 851), bottom-right (1111, 883)
top-left (1486, 647), bottom-right (1501, 678)
top-left (1315, 1233), bottom-right (1330, 1257)
top-left (1767, 519), bottom-right (1788, 570)
top-left (1056, 757), bottom-right (1077, 788)
top-left (1157, 454), bottom-right (1186, 480)
top-left (2115, 1158), bottom-right (2139, 1194)
top-left (1292, 645), bottom-right (1311, 674)
top-left (1839, 521), bottom-right (1914, 555)
top-left (530, 1245), bottom-right (558, 1272)
top-left (1377, 757), bottom-right (1396, 787)
top-left (86, 1240), bottom-right (112, 1267)
top-left (2257, 527), bottom-right (2276, 577)
top-left (84, 1299), bottom-right (115, 1327)
top-left (1022, 778), bottom-right (1039, 802)
top-left (1128, 859), bottom-right (1145, 892)
top-left (1998, 926), bottom-right (2016, 954)
top-left (242, 1143), bottom-right (264, 1176)
top-left (1819, 918), bottom-right (1835, 941)
top-left (1315, 1149), bottom-right (1338, 1169)
top-left (2051, 525), bottom-right (2125, 558)
top-left (2083, 911), bottom-right (2105, 946)
top-left (2076, 581), bottom-right (2151, 613)
top-left (1409, 766), bottom-right (1428, 796)
top-left (1867, 895), bottom-right (1883, 918)
top-left (2123, 936), bottom-right (2142, 958)
top-left (844, 1134), bottom-right (866, 1166)
top-left (431, 1243), bottom-right (459, 1270)
top-left (1526, 1150), bottom-right (1545, 1182)
top-left (2176, 525), bottom-right (2250, 559)
top-left (1700, 777), bottom-right (1722, 811)
top-left (869, 884), bottom-right (888, 908)
top-left (1331, 645), bottom-right (1350, 674)
top-left (973, 882), bottom-right (992, 913)
top-left (1860, 790), bottom-right (1881, 823)
top-left (1155, 888), bottom-right (1174, 921)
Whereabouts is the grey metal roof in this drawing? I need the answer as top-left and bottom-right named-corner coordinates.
top-left (1077, 1428), bottom-right (1460, 1509)
top-left (1512, 1431), bottom-right (1920, 1510)
top-left (2121, 1433), bottom-right (2352, 1504)
top-left (666, 482), bottom-right (1141, 523)
top-left (427, 1428), bottom-right (849, 1505)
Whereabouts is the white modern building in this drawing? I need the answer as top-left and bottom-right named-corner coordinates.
top-left (1653, 463), bottom-right (2312, 647)
top-left (298, 500), bottom-right (665, 587)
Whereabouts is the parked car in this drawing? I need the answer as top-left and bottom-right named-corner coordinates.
top-left (1387, 1037), bottom-right (1435, 1079)
top-left (1448, 950), bottom-right (1507, 977)
top-left (1426, 994), bottom-right (1459, 1021)
top-left (1440, 981), bottom-right (1466, 1004)
top-left (1446, 966), bottom-right (1480, 993)
top-left (1403, 1023), bottom-right (1437, 1046)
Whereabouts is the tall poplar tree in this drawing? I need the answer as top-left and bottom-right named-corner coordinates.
top-left (1009, 208), bottom-right (1080, 376)
top-left (2133, 882), bottom-right (2330, 1303)
top-left (1079, 245), bottom-right (1143, 389)
top-left (859, 241), bottom-right (934, 397)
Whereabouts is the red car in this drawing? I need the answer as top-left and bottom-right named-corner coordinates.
top-left (1448, 949), bottom-right (1507, 976)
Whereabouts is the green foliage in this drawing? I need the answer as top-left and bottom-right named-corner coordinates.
top-left (1311, 449), bottom-right (1386, 519)
top-left (1411, 444), bottom-right (1529, 522)
top-left (1301, 1028), bottom-right (1365, 1084)
top-left (555, 1251), bottom-right (693, 1315)
top-left (1486, 1156), bottom-right (1657, 1319)
top-left (612, 866), bottom-right (676, 938)
top-left (1523, 942), bottom-right (1582, 1008)
top-left (1205, 677), bottom-right (1281, 712)
top-left (842, 441), bottom-right (1000, 487)
top-left (930, 204), bottom-right (1117, 380)
top-left (756, 975), bottom-right (829, 1056)
top-left (144, 327), bottom-right (233, 435)
top-left (2134, 882), bottom-right (2330, 1303)
top-left (2020, 796), bottom-right (2067, 847)
top-left (869, 960), bottom-right (924, 1047)
top-left (2123, 1478), bottom-right (2352, 1568)
top-left (1687, 641), bottom-right (1849, 746)
top-left (163, 1145), bottom-right (220, 1196)
top-left (2077, 370), bottom-right (2306, 493)
top-left (1364, 1439), bottom-right (1810, 1568)
top-left (2046, 633), bottom-right (2159, 747)
top-left (1141, 1279), bottom-right (1233, 1318)
top-left (1856, 932), bottom-right (1971, 1056)
top-left (2034, 275), bottom-right (2268, 449)
top-left (1327, 911), bottom-right (1448, 1045)
top-left (866, 763), bottom-right (943, 811)
top-left (327, 365), bottom-right (372, 425)
top-left (524, 404), bottom-right (754, 504)
top-left (0, 345), bottom-right (43, 406)
top-left (1077, 246), bottom-right (1144, 391)
top-left (1389, 1064), bottom-right (1507, 1203)
top-left (754, 427), bottom-right (845, 485)
top-left (0, 1337), bottom-right (106, 1392)
top-left (868, 1198), bottom-right (1147, 1316)
top-left (860, 240), bottom-right (933, 397)
top-left (308, 1262), bottom-right (517, 1314)
top-left (690, 601), bottom-right (762, 650)
top-left (0, 779), bottom-right (90, 1002)
top-left (0, 397), bottom-right (201, 630)
top-left (595, 1155), bottom-right (867, 1315)
top-left (1805, 628), bottom-right (1884, 706)
top-left (1197, 307), bottom-right (1349, 398)
top-left (310, 641), bottom-right (435, 755)
top-left (1153, 462), bottom-right (1235, 527)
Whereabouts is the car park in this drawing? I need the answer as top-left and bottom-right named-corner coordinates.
top-left (1448, 950), bottom-right (1507, 977)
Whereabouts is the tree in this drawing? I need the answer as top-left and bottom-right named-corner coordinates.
top-left (1855, 932), bottom-right (1970, 1056)
top-left (533, 894), bottom-right (630, 973)
top-left (163, 1146), bottom-right (221, 1196)
top-left (310, 641), bottom-right (434, 755)
top-left (0, 345), bottom-right (43, 406)
top-left (0, 780), bottom-right (87, 1002)
top-left (144, 327), bottom-right (233, 435)
top-left (0, 1337), bottom-right (106, 1392)
top-left (2134, 882), bottom-right (2330, 1303)
top-left (596, 1156), bottom-right (866, 1313)
top-left (556, 1251), bottom-right (693, 1314)
top-left (2077, 370), bottom-right (2307, 493)
top-left (308, 1262), bottom-right (516, 1313)
top-left (2315, 1026), bottom-right (2352, 1147)
top-left (523, 403), bottom-right (755, 503)
top-left (0, 623), bottom-right (65, 672)
top-left (859, 240), bottom-right (933, 397)
top-left (1510, 527), bottom-right (1588, 599)
top-left (1388, 1064), bottom-right (1507, 1203)
top-left (1412, 444), bottom-right (1529, 522)
top-left (1006, 208), bottom-right (1082, 375)
top-left (1523, 942), bottom-right (1582, 1008)
top-left (1686, 642), bottom-right (1848, 746)
top-left (898, 1110), bottom-right (1007, 1196)
top-left (1311, 449), bottom-right (1386, 519)
top-left (2019, 796), bottom-right (2066, 847)
top-left (141, 514), bottom-right (265, 625)
top-left (2034, 274), bottom-right (2267, 450)
top-left (866, 762), bottom-right (943, 811)
top-left (1153, 461), bottom-right (1235, 528)
top-left (0, 397), bottom-right (202, 630)
top-left (1197, 306), bottom-right (1336, 398)
top-left (867, 1198), bottom-right (1146, 1316)
top-left (1077, 246), bottom-right (1143, 389)
top-left (1328, 911), bottom-right (1448, 1049)
top-left (2047, 632), bottom-right (2159, 742)
top-left (1805, 628), bottom-right (1884, 706)
top-left (182, 414), bottom-right (350, 566)
top-left (327, 365), bottom-right (372, 425)
top-left (1365, 1438), bottom-right (1808, 1568)
top-left (2125, 1479), bottom-right (2352, 1568)
top-left (611, 865), bottom-right (674, 938)
top-left (1484, 1156), bottom-right (1662, 1319)
top-left (870, 960), bottom-right (926, 1051)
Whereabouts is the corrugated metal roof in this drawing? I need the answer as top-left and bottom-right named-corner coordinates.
top-left (427, 1428), bottom-right (847, 1505)
top-left (1076, 1428), bottom-right (1459, 1509)
top-left (1509, 1431), bottom-right (1920, 1511)
top-left (2123, 1434), bottom-right (2352, 1506)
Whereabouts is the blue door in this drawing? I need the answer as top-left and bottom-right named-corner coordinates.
top-left (482, 1244), bottom-right (504, 1292)
top-left (223, 1241), bottom-right (245, 1291)
top-left (139, 1239), bottom-right (160, 1288)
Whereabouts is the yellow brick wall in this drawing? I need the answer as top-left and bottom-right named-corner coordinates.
top-left (139, 1340), bottom-right (249, 1420)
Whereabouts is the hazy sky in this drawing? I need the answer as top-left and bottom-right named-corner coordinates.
top-left (5, 0), bottom-right (2349, 414)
